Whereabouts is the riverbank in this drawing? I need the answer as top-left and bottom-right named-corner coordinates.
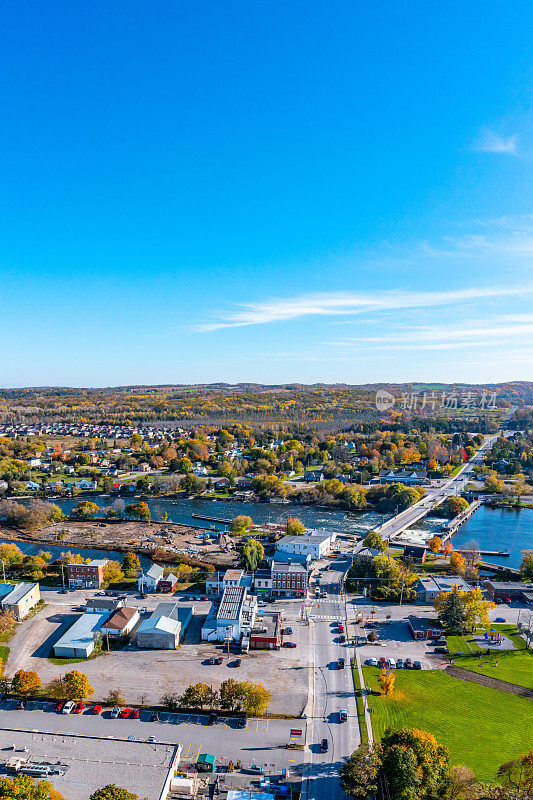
top-left (0, 518), bottom-right (236, 571)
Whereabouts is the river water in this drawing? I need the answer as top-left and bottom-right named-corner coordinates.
top-left (15, 496), bottom-right (532, 571)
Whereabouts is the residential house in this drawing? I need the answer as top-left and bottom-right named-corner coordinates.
top-left (100, 607), bottom-right (140, 637)
top-left (304, 469), bottom-right (324, 483)
top-left (157, 573), bottom-right (179, 593)
top-left (137, 564), bottom-right (165, 592)
top-left (85, 597), bottom-right (124, 614)
top-left (403, 545), bottom-right (427, 564)
top-left (67, 559), bottom-right (109, 589)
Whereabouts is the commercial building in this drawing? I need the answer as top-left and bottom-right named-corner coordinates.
top-left (0, 583), bottom-right (40, 620)
top-left (485, 581), bottom-right (533, 602)
top-left (275, 530), bottom-right (336, 561)
top-left (378, 469), bottom-right (427, 485)
top-left (67, 559), bottom-right (108, 589)
top-left (157, 573), bottom-right (178, 593)
top-left (413, 575), bottom-right (471, 603)
top-left (271, 561), bottom-right (308, 597)
top-left (201, 586), bottom-right (257, 642)
top-left (53, 613), bottom-right (109, 658)
top-left (253, 569), bottom-right (273, 597)
top-left (250, 612), bottom-right (281, 650)
top-left (136, 602), bottom-right (194, 649)
top-left (407, 615), bottom-right (443, 640)
top-left (100, 607), bottom-right (140, 637)
top-left (206, 568), bottom-right (253, 596)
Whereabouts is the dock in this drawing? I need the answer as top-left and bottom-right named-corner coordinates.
top-left (191, 513), bottom-right (232, 525)
top-left (456, 549), bottom-right (510, 557)
top-left (478, 560), bottom-right (521, 575)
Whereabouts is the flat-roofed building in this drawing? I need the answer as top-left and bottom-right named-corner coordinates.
top-left (67, 560), bottom-right (108, 589)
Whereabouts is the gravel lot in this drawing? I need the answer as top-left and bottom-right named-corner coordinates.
top-left (5, 599), bottom-right (310, 714)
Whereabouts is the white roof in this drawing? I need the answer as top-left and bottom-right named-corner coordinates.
top-left (137, 615), bottom-right (180, 635)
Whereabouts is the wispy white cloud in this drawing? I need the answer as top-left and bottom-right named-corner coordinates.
top-left (476, 129), bottom-right (518, 156)
top-left (195, 283), bottom-right (533, 332)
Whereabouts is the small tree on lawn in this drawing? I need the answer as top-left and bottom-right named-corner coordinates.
top-left (12, 669), bottom-right (41, 695)
top-left (434, 585), bottom-right (467, 634)
top-left (286, 517), bottom-right (306, 535)
top-left (378, 668), bottom-right (395, 696)
top-left (105, 688), bottom-right (124, 705)
top-left (230, 515), bottom-right (252, 535)
top-left (63, 670), bottom-right (94, 700)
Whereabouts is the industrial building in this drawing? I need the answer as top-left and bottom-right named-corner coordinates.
top-left (201, 585), bottom-right (257, 642)
top-left (0, 582), bottom-right (40, 619)
top-left (53, 613), bottom-right (109, 659)
top-left (136, 602), bottom-right (194, 649)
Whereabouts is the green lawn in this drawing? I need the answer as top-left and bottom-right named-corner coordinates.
top-left (350, 659), bottom-right (368, 745)
top-left (0, 646), bottom-right (10, 674)
top-left (362, 666), bottom-right (533, 782)
top-left (448, 624), bottom-right (533, 689)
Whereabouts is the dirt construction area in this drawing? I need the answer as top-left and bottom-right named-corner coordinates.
top-left (5, 602), bottom-right (309, 716)
top-left (0, 518), bottom-right (238, 569)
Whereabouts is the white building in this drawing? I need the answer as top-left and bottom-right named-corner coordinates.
top-left (201, 585), bottom-right (257, 642)
top-left (275, 529), bottom-right (336, 561)
top-left (137, 564), bottom-right (164, 592)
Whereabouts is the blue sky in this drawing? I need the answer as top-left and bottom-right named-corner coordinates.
top-left (1, 1), bottom-right (533, 386)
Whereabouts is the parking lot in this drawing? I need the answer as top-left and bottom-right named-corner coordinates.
top-left (5, 592), bottom-right (311, 714)
top-left (0, 702), bottom-right (305, 794)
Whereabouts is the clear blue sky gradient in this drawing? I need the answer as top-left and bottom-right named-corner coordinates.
top-left (1, 1), bottom-right (533, 386)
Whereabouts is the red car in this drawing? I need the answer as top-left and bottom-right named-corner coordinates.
top-left (282, 641), bottom-right (297, 648)
top-left (215, 656), bottom-right (223, 665)
top-left (338, 624), bottom-right (345, 633)
top-left (73, 702), bottom-right (85, 714)
top-left (201, 596), bottom-right (208, 601)
top-left (120, 707), bottom-right (132, 718)
top-left (131, 708), bottom-right (140, 719)
top-left (92, 705), bottom-right (102, 715)
top-left (54, 701), bottom-right (65, 713)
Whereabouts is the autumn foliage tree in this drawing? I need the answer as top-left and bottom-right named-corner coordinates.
top-left (62, 670), bottom-right (94, 699)
top-left (12, 669), bottom-right (41, 695)
top-left (449, 551), bottom-right (466, 576)
top-left (429, 536), bottom-right (442, 554)
top-left (378, 668), bottom-right (395, 696)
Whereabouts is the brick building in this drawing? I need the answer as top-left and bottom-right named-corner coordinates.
top-left (67, 559), bottom-right (109, 589)
top-left (271, 561), bottom-right (308, 597)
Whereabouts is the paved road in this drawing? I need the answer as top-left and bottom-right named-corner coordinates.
top-left (374, 434), bottom-right (501, 541)
top-left (304, 555), bottom-right (359, 800)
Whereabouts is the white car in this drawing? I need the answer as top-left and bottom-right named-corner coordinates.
top-left (110, 706), bottom-right (121, 718)
top-left (62, 701), bottom-right (75, 714)
top-left (386, 658), bottom-right (396, 668)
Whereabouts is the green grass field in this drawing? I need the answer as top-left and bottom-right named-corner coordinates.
top-left (447, 625), bottom-right (533, 689)
top-left (362, 666), bottom-right (533, 782)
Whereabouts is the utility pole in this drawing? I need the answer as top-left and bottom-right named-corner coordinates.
top-left (61, 563), bottom-right (65, 589)
top-left (0, 559), bottom-right (5, 584)
top-left (399, 576), bottom-right (405, 606)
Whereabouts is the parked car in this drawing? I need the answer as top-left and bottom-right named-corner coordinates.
top-left (54, 701), bottom-right (65, 713)
top-left (92, 705), bottom-right (102, 715)
top-left (73, 702), bottom-right (85, 714)
top-left (367, 658), bottom-right (378, 667)
top-left (338, 623), bottom-right (345, 633)
top-left (320, 738), bottom-right (329, 753)
top-left (131, 708), bottom-right (140, 719)
top-left (396, 658), bottom-right (404, 669)
top-left (413, 660), bottom-right (422, 670)
top-left (234, 658), bottom-right (242, 667)
top-left (150, 712), bottom-right (160, 721)
top-left (386, 658), bottom-right (396, 669)
top-left (434, 647), bottom-right (449, 654)
top-left (339, 634), bottom-right (346, 643)
top-left (215, 656), bottom-right (223, 665)
top-left (495, 617), bottom-right (506, 623)
top-left (404, 658), bottom-right (413, 669)
top-left (282, 642), bottom-right (297, 648)
top-left (207, 657), bottom-right (216, 665)
top-left (285, 627), bottom-right (293, 635)
top-left (236, 716), bottom-right (247, 728)
top-left (201, 596), bottom-right (208, 601)
top-left (110, 706), bottom-right (121, 718)
top-left (249, 764), bottom-right (264, 774)
top-left (62, 701), bottom-right (75, 714)
top-left (207, 713), bottom-right (217, 726)
top-left (338, 657), bottom-right (345, 669)
top-left (120, 708), bottom-right (132, 718)
top-left (378, 657), bottom-right (387, 668)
